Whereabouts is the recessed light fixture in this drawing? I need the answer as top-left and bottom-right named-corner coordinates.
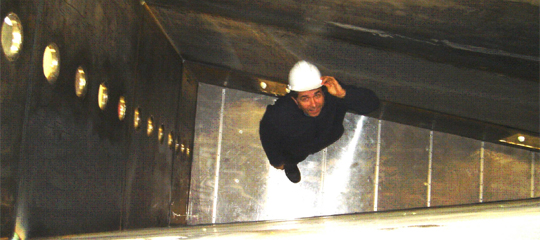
top-left (168, 132), bottom-right (174, 149)
top-left (134, 107), bottom-right (141, 130)
top-left (43, 43), bottom-right (60, 84)
top-left (175, 136), bottom-right (181, 153)
top-left (258, 78), bottom-right (288, 96)
top-left (158, 124), bottom-right (164, 144)
top-left (499, 133), bottom-right (539, 150)
top-left (147, 116), bottom-right (154, 136)
top-left (98, 83), bottom-right (108, 110)
top-left (118, 96), bottom-right (126, 121)
top-left (1, 12), bottom-right (23, 61)
top-left (75, 66), bottom-right (87, 98)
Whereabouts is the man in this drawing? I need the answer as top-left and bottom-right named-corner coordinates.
top-left (259, 61), bottom-right (380, 183)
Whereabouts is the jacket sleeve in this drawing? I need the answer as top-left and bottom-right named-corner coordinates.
top-left (259, 112), bottom-right (288, 167)
top-left (341, 84), bottom-right (380, 115)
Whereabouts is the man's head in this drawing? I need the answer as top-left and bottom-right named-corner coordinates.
top-left (288, 60), bottom-right (325, 117)
top-left (291, 88), bottom-right (325, 117)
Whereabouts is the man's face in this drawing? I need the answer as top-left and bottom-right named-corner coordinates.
top-left (292, 88), bottom-right (325, 117)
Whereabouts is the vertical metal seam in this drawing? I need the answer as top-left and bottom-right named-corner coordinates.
top-left (373, 120), bottom-right (382, 211)
top-left (427, 131), bottom-right (434, 207)
top-left (319, 148), bottom-right (328, 215)
top-left (211, 88), bottom-right (226, 223)
top-left (143, 3), bottom-right (184, 59)
top-left (531, 153), bottom-right (535, 198)
top-left (479, 142), bottom-right (485, 203)
top-left (15, 0), bottom-right (46, 237)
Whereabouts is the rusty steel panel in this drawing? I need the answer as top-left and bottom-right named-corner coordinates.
top-left (431, 132), bottom-right (481, 206)
top-left (483, 142), bottom-right (532, 202)
top-left (378, 121), bottom-right (430, 211)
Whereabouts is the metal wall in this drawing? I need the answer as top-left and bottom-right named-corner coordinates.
top-left (189, 83), bottom-right (539, 225)
top-left (123, 6), bottom-right (192, 230)
top-left (1, 0), bottom-right (195, 238)
top-left (1, 0), bottom-right (140, 238)
top-left (1, 0), bottom-right (538, 238)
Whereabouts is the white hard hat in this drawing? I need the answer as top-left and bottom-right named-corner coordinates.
top-left (288, 60), bottom-right (322, 92)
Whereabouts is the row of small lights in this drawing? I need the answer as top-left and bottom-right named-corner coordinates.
top-left (2, 12), bottom-right (190, 155)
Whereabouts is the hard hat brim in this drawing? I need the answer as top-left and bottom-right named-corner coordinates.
top-left (288, 80), bottom-right (323, 92)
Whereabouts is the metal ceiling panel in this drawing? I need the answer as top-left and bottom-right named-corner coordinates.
top-left (144, 2), bottom-right (539, 134)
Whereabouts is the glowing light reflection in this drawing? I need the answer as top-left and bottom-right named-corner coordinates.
top-left (75, 66), bottom-right (87, 98)
top-left (43, 43), bottom-right (60, 83)
top-left (323, 115), bottom-right (365, 213)
top-left (150, 237), bottom-right (188, 240)
top-left (2, 13), bottom-right (23, 61)
top-left (4, 16), bottom-right (13, 26)
top-left (98, 83), bottom-right (108, 110)
top-left (263, 162), bottom-right (319, 220)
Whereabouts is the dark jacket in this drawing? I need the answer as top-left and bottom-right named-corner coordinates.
top-left (259, 84), bottom-right (379, 167)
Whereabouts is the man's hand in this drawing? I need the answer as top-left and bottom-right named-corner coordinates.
top-left (273, 163), bottom-right (285, 170)
top-left (322, 76), bottom-right (346, 98)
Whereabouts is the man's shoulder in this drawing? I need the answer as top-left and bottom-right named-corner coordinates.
top-left (261, 96), bottom-right (302, 129)
top-left (265, 96), bottom-right (296, 115)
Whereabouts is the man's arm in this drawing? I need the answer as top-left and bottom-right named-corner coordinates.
top-left (259, 116), bottom-right (287, 169)
top-left (322, 76), bottom-right (346, 98)
top-left (322, 76), bottom-right (379, 114)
